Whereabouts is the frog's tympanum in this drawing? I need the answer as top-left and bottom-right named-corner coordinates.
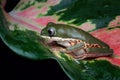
top-left (41, 22), bottom-right (113, 59)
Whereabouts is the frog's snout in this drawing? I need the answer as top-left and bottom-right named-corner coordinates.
top-left (40, 30), bottom-right (43, 35)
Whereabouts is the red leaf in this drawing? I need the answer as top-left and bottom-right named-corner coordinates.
top-left (91, 28), bottom-right (120, 66)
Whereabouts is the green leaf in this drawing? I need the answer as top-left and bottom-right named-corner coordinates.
top-left (1, 0), bottom-right (120, 80)
top-left (54, 53), bottom-right (120, 80)
top-left (47, 0), bottom-right (120, 29)
top-left (0, 7), bottom-right (53, 60)
top-left (55, 29), bottom-right (120, 80)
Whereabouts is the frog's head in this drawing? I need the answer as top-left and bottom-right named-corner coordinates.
top-left (41, 22), bottom-right (57, 37)
top-left (41, 22), bottom-right (69, 38)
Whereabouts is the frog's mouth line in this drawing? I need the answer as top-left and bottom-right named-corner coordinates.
top-left (41, 35), bottom-right (83, 51)
top-left (41, 35), bottom-right (83, 49)
top-left (41, 35), bottom-right (78, 42)
top-left (41, 35), bottom-right (101, 50)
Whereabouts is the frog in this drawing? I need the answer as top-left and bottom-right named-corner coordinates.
top-left (41, 22), bottom-right (113, 59)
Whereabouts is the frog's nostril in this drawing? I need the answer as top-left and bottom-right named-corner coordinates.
top-left (40, 31), bottom-right (43, 35)
top-left (41, 31), bottom-right (46, 36)
top-left (41, 31), bottom-right (43, 35)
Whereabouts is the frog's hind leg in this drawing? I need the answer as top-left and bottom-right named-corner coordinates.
top-left (67, 48), bottom-right (113, 60)
top-left (85, 48), bottom-right (113, 58)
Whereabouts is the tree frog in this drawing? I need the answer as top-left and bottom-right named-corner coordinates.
top-left (41, 22), bottom-right (113, 59)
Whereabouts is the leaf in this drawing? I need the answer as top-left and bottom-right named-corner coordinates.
top-left (1, 0), bottom-right (120, 80)
top-left (47, 0), bottom-right (120, 30)
top-left (57, 56), bottom-right (120, 80)
top-left (0, 7), bottom-right (53, 60)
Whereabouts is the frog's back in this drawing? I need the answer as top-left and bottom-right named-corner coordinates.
top-left (53, 23), bottom-right (109, 48)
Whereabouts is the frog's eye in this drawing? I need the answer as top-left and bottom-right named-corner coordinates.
top-left (48, 27), bottom-right (56, 37)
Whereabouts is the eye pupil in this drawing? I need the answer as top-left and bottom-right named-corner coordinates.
top-left (48, 28), bottom-right (55, 37)
top-left (48, 29), bottom-right (52, 34)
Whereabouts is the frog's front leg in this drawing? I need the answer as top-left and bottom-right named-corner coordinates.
top-left (57, 39), bottom-right (86, 51)
top-left (67, 43), bottom-right (85, 51)
top-left (68, 47), bottom-right (113, 59)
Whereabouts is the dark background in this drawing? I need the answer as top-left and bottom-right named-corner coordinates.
top-left (0, 0), bottom-right (69, 80)
top-left (0, 39), bottom-right (69, 80)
